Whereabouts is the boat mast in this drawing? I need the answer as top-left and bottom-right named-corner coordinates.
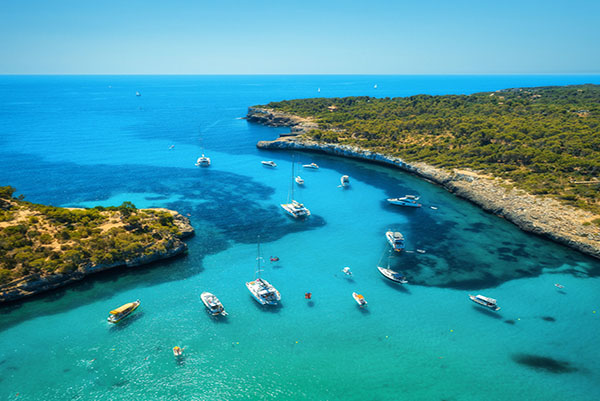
top-left (290, 156), bottom-right (295, 201)
top-left (256, 236), bottom-right (263, 279)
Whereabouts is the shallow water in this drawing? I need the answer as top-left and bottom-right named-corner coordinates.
top-left (1, 75), bottom-right (599, 400)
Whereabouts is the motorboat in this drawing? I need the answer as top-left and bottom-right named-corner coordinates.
top-left (342, 267), bottom-right (352, 276)
top-left (295, 176), bottom-right (304, 185)
top-left (200, 292), bottom-right (228, 316)
top-left (107, 300), bottom-right (140, 323)
top-left (387, 195), bottom-right (422, 208)
top-left (469, 294), bottom-right (500, 311)
top-left (195, 154), bottom-right (211, 167)
top-left (554, 283), bottom-right (565, 289)
top-left (281, 157), bottom-right (310, 218)
top-left (377, 249), bottom-right (408, 284)
top-left (173, 346), bottom-right (183, 357)
top-left (303, 163), bottom-right (319, 169)
top-left (386, 231), bottom-right (405, 252)
top-left (340, 175), bottom-right (350, 187)
top-left (136, 91), bottom-right (141, 97)
top-left (352, 292), bottom-right (367, 307)
top-left (246, 238), bottom-right (281, 306)
top-left (261, 160), bottom-right (277, 167)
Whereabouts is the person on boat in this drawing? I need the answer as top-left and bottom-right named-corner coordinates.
top-left (305, 292), bottom-right (312, 299)
top-left (270, 256), bottom-right (279, 262)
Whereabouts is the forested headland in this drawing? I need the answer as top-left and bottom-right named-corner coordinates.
top-left (257, 84), bottom-right (600, 214)
top-left (0, 186), bottom-right (192, 289)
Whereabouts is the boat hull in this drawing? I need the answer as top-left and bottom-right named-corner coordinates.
top-left (352, 292), bottom-right (367, 307)
top-left (280, 203), bottom-right (311, 219)
top-left (385, 231), bottom-right (405, 252)
top-left (469, 294), bottom-right (500, 311)
top-left (246, 280), bottom-right (281, 306)
top-left (200, 292), bottom-right (227, 316)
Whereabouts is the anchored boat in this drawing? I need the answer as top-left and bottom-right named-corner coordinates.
top-left (340, 175), bottom-right (350, 187)
top-left (295, 176), bottom-right (304, 185)
top-left (303, 162), bottom-right (319, 169)
top-left (195, 154), bottom-right (211, 167)
top-left (352, 292), bottom-right (367, 307)
top-left (281, 157), bottom-right (310, 218)
top-left (200, 292), bottom-right (228, 316)
top-left (261, 160), bottom-right (277, 167)
top-left (385, 231), bottom-right (405, 252)
top-left (469, 294), bottom-right (500, 311)
top-left (107, 300), bottom-right (140, 323)
top-left (377, 249), bottom-right (408, 284)
top-left (387, 195), bottom-right (421, 208)
top-left (246, 238), bottom-right (281, 306)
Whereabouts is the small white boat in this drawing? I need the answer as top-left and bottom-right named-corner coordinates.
top-left (136, 91), bottom-right (141, 97)
top-left (386, 231), bottom-right (405, 252)
top-left (469, 294), bottom-right (500, 311)
top-left (200, 292), bottom-right (228, 316)
top-left (554, 283), bottom-right (565, 289)
top-left (295, 176), bottom-right (304, 185)
top-left (416, 249), bottom-right (426, 254)
top-left (373, 84), bottom-right (378, 89)
top-left (352, 292), bottom-right (367, 307)
top-left (107, 300), bottom-right (140, 323)
top-left (342, 267), bottom-right (352, 276)
top-left (303, 163), bottom-right (319, 169)
top-left (387, 195), bottom-right (422, 208)
top-left (195, 154), bottom-right (211, 167)
top-left (246, 239), bottom-right (281, 306)
top-left (261, 160), bottom-right (277, 167)
top-left (340, 175), bottom-right (350, 187)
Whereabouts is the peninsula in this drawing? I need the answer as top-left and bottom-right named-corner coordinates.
top-left (0, 186), bottom-right (194, 303)
top-left (248, 84), bottom-right (600, 260)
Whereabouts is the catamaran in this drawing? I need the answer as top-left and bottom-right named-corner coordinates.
top-left (200, 292), bottom-right (228, 316)
top-left (246, 238), bottom-right (281, 306)
top-left (377, 249), bottom-right (408, 284)
top-left (107, 300), bottom-right (140, 323)
top-left (386, 231), bottom-right (405, 252)
top-left (281, 158), bottom-right (310, 218)
top-left (387, 195), bottom-right (421, 208)
top-left (469, 294), bottom-right (500, 311)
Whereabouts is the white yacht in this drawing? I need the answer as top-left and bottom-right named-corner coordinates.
top-left (377, 249), bottom-right (408, 284)
top-left (195, 154), bottom-right (211, 167)
top-left (340, 175), bottom-right (350, 187)
top-left (295, 176), bottom-right (304, 185)
top-left (261, 160), bottom-right (277, 167)
top-left (200, 292), bottom-right (228, 316)
top-left (469, 294), bottom-right (500, 311)
top-left (387, 195), bottom-right (421, 208)
top-left (386, 231), bottom-right (405, 252)
top-left (281, 159), bottom-right (310, 218)
top-left (303, 162), bottom-right (319, 169)
top-left (246, 239), bottom-right (281, 306)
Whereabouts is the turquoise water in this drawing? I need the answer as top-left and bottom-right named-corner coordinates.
top-left (1, 75), bottom-right (600, 400)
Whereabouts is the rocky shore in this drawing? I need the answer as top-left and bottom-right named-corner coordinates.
top-left (249, 107), bottom-right (600, 260)
top-left (0, 209), bottom-right (194, 303)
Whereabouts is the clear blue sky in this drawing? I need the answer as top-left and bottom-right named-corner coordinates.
top-left (1, 0), bottom-right (598, 74)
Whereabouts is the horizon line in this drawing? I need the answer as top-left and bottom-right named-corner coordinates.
top-left (1, 73), bottom-right (600, 77)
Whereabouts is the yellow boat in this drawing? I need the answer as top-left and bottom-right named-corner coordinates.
top-left (107, 300), bottom-right (140, 323)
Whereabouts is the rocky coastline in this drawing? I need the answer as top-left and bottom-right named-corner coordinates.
top-left (249, 107), bottom-right (600, 261)
top-left (0, 209), bottom-right (194, 303)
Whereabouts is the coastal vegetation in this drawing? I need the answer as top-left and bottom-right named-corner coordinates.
top-left (258, 84), bottom-right (600, 213)
top-left (0, 186), bottom-right (185, 285)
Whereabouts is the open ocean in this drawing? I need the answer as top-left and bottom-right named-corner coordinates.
top-left (1, 75), bottom-right (600, 401)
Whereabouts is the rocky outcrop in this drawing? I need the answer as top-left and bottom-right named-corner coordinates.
top-left (0, 210), bottom-right (194, 303)
top-left (251, 109), bottom-right (600, 260)
top-left (246, 107), bottom-right (319, 135)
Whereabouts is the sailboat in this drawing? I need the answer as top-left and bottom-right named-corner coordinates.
top-left (195, 129), bottom-right (211, 167)
top-left (281, 157), bottom-right (311, 218)
top-left (246, 237), bottom-right (281, 305)
top-left (377, 249), bottom-right (408, 284)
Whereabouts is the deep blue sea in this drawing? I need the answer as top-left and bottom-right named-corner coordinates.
top-left (1, 75), bottom-right (600, 400)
